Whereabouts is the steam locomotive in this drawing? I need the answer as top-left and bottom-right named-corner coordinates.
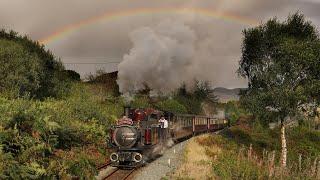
top-left (107, 106), bottom-right (228, 168)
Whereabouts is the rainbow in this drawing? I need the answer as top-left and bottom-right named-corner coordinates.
top-left (39, 7), bottom-right (259, 44)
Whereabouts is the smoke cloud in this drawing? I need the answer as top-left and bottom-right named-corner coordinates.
top-left (117, 17), bottom-right (250, 94)
top-left (117, 20), bottom-right (197, 94)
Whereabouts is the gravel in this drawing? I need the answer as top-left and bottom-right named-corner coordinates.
top-left (133, 140), bottom-right (188, 180)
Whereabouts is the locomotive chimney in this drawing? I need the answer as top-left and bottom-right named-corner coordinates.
top-left (124, 106), bottom-right (131, 117)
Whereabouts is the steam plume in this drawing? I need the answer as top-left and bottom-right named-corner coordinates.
top-left (117, 19), bottom-right (199, 94)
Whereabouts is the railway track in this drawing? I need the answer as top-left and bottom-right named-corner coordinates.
top-left (97, 162), bottom-right (135, 180)
top-left (97, 162), bottom-right (112, 170)
top-left (104, 168), bottom-right (135, 180)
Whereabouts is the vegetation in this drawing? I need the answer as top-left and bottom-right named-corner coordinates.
top-left (0, 83), bottom-right (124, 178)
top-left (174, 81), bottom-right (218, 114)
top-left (155, 99), bottom-right (188, 114)
top-left (0, 39), bottom-right (42, 98)
top-left (0, 31), bottom-right (126, 178)
top-left (223, 101), bottom-right (248, 125)
top-left (117, 80), bottom-right (216, 115)
top-left (238, 12), bottom-right (320, 167)
top-left (195, 122), bottom-right (320, 179)
top-left (63, 70), bottom-right (81, 81)
top-left (0, 29), bottom-right (70, 99)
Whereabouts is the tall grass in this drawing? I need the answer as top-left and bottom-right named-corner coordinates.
top-left (197, 129), bottom-right (320, 179)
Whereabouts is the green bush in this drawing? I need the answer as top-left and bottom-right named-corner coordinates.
top-left (224, 101), bottom-right (248, 125)
top-left (155, 99), bottom-right (187, 114)
top-left (0, 83), bottom-right (115, 178)
top-left (0, 29), bottom-right (69, 99)
top-left (0, 39), bottom-right (42, 98)
top-left (131, 96), bottom-right (152, 109)
top-left (174, 81), bottom-right (217, 114)
top-left (287, 126), bottom-right (320, 161)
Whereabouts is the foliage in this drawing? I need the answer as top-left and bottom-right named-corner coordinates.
top-left (175, 81), bottom-right (218, 114)
top-left (223, 121), bottom-right (320, 162)
top-left (238, 12), bottom-right (320, 124)
top-left (155, 98), bottom-right (187, 114)
top-left (86, 70), bottom-right (120, 96)
top-left (0, 83), bottom-right (118, 178)
top-left (197, 129), bottom-right (320, 180)
top-left (64, 70), bottom-right (81, 81)
top-left (0, 29), bottom-right (70, 99)
top-left (0, 39), bottom-right (42, 98)
top-left (223, 101), bottom-right (248, 125)
top-left (130, 96), bottom-right (152, 109)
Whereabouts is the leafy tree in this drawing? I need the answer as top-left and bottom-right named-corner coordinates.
top-left (155, 99), bottom-right (187, 114)
top-left (238, 12), bottom-right (320, 167)
top-left (175, 81), bottom-right (218, 114)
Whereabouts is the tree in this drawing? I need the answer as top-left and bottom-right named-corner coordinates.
top-left (238, 13), bottom-right (320, 168)
top-left (175, 81), bottom-right (218, 114)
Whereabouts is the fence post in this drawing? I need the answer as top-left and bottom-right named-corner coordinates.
top-left (192, 116), bottom-right (195, 136)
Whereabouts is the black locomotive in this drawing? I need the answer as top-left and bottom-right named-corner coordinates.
top-left (107, 106), bottom-right (227, 168)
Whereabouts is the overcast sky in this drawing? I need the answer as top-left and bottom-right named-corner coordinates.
top-left (1, 0), bottom-right (320, 88)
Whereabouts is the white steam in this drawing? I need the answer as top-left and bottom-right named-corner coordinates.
top-left (117, 18), bottom-right (250, 95)
top-left (117, 19), bottom-right (197, 94)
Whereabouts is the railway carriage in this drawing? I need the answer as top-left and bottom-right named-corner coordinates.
top-left (107, 106), bottom-right (228, 168)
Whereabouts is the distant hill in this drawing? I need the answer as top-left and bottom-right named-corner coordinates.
top-left (213, 87), bottom-right (246, 103)
top-left (87, 71), bottom-right (120, 96)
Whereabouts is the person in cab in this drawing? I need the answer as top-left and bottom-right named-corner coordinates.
top-left (159, 116), bottom-right (168, 141)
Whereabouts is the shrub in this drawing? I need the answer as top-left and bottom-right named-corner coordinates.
top-left (174, 81), bottom-right (217, 114)
top-left (0, 83), bottom-right (114, 178)
top-left (131, 96), bottom-right (152, 109)
top-left (0, 39), bottom-right (42, 98)
top-left (0, 29), bottom-right (69, 99)
top-left (224, 101), bottom-right (248, 125)
top-left (155, 99), bottom-right (187, 114)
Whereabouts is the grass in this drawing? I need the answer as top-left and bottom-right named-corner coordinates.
top-left (170, 135), bottom-right (216, 179)
top-left (170, 112), bottom-right (320, 180)
top-left (191, 121), bottom-right (320, 180)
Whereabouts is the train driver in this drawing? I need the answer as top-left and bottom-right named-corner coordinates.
top-left (159, 116), bottom-right (168, 141)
